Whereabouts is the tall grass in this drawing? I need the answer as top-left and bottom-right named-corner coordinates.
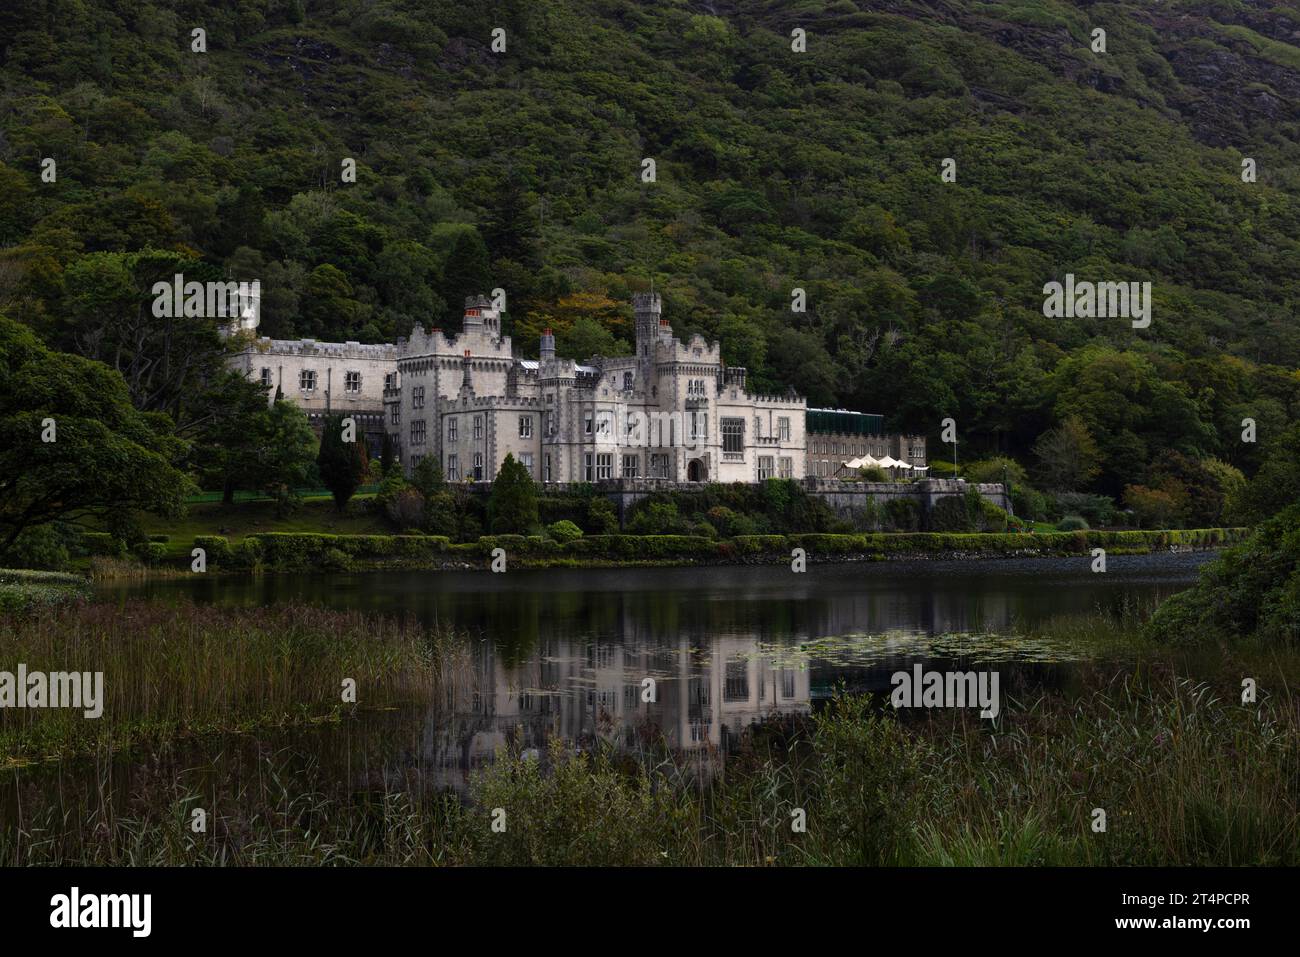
top-left (3, 665), bottom-right (1295, 866)
top-left (3, 599), bottom-right (1296, 865)
top-left (0, 601), bottom-right (446, 761)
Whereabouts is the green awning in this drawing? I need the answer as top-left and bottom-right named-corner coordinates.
top-left (806, 408), bottom-right (884, 436)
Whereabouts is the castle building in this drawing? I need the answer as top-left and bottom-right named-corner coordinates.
top-left (228, 291), bottom-right (926, 482)
top-left (395, 292), bottom-right (807, 483)
top-left (228, 336), bottom-right (397, 456)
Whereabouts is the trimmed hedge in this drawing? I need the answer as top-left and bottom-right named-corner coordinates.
top-left (242, 533), bottom-right (452, 569)
top-left (178, 528), bottom-right (1247, 571)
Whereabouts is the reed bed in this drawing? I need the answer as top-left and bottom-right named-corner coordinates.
top-left (0, 601), bottom-right (446, 761)
top-left (3, 657), bottom-right (1295, 866)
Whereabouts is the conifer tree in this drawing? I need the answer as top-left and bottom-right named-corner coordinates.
top-left (317, 414), bottom-right (368, 512)
top-left (487, 453), bottom-right (538, 534)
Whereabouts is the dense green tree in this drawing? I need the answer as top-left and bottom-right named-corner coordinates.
top-left (255, 398), bottom-right (319, 512)
top-left (440, 229), bottom-right (492, 328)
top-left (193, 371), bottom-right (278, 504)
top-left (412, 454), bottom-right (445, 500)
top-left (488, 453), bottom-right (538, 534)
top-left (317, 414), bottom-right (367, 512)
top-left (1033, 415), bottom-right (1102, 493)
top-left (0, 315), bottom-right (193, 557)
top-left (1229, 423), bottom-right (1300, 524)
top-left (0, 0), bottom-right (1298, 504)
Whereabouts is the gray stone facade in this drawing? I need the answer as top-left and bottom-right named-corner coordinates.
top-left (226, 291), bottom-right (928, 485)
top-left (395, 292), bottom-right (808, 484)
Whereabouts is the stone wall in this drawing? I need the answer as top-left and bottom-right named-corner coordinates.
top-left (521, 477), bottom-right (1012, 527)
top-left (801, 478), bottom-right (1012, 520)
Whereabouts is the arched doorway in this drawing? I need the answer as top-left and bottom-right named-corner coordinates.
top-left (687, 458), bottom-right (707, 482)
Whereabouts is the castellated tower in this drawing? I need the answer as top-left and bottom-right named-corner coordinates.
top-left (463, 294), bottom-right (501, 337)
top-left (633, 291), bottom-right (661, 358)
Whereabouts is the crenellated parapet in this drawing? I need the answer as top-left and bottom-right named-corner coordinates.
top-left (444, 394), bottom-right (547, 411)
top-left (747, 392), bottom-right (807, 406)
top-left (242, 337), bottom-right (397, 360)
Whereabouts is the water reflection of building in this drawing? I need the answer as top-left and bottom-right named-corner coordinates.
top-left (422, 633), bottom-right (811, 792)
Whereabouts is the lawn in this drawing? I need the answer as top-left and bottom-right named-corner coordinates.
top-left (139, 496), bottom-right (389, 559)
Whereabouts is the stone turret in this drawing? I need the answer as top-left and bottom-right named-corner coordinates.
top-left (633, 291), bottom-right (661, 357)
top-left (463, 294), bottom-right (501, 337)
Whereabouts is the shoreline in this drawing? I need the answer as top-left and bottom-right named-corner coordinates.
top-left (71, 527), bottom-right (1244, 579)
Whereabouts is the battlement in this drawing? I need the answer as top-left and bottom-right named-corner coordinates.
top-left (243, 337), bottom-right (397, 360)
top-left (446, 394), bottom-right (546, 411)
top-left (745, 392), bottom-right (806, 407)
top-left (631, 291), bottom-right (661, 312)
top-left (400, 323), bottom-right (513, 359)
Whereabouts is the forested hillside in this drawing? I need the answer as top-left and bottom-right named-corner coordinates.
top-left (2, 0), bottom-right (1299, 505)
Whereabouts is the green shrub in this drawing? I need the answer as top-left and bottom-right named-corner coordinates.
top-left (963, 456), bottom-right (1028, 486)
top-left (928, 495), bottom-right (975, 532)
top-left (548, 520), bottom-right (583, 544)
top-left (976, 497), bottom-right (1012, 531)
top-left (1011, 484), bottom-right (1048, 521)
top-left (586, 497), bottom-right (620, 534)
top-left (883, 498), bottom-right (920, 532)
top-left (235, 537), bottom-right (263, 567)
top-left (193, 535), bottom-right (233, 564)
top-left (320, 547), bottom-right (352, 572)
top-left (488, 454), bottom-right (539, 534)
top-left (790, 533), bottom-right (873, 555)
top-left (566, 534), bottom-right (718, 560)
top-left (6, 523), bottom-right (75, 570)
top-left (132, 541), bottom-right (167, 565)
top-left (1145, 505), bottom-right (1300, 647)
top-left (1057, 514), bottom-right (1089, 531)
top-left (705, 506), bottom-right (757, 537)
top-left (626, 502), bottom-right (686, 535)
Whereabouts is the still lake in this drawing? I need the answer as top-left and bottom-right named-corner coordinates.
top-left (92, 552), bottom-right (1212, 787)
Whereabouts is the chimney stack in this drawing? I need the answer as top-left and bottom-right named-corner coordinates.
top-left (540, 327), bottom-right (555, 360)
top-left (460, 349), bottom-right (474, 395)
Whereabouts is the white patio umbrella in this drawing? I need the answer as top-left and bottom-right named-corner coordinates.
top-left (846, 455), bottom-right (884, 470)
